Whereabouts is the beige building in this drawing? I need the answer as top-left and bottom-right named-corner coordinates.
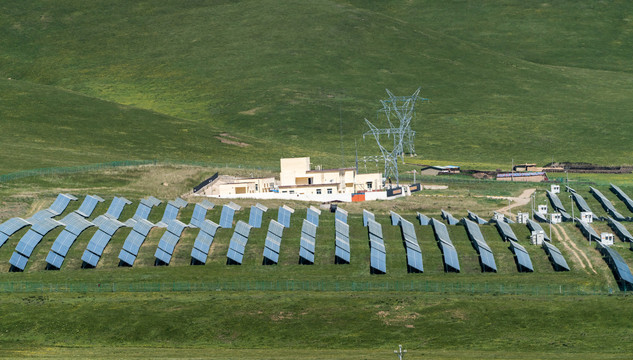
top-left (206, 176), bottom-right (276, 196)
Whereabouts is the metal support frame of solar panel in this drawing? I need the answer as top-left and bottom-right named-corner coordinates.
top-left (546, 191), bottom-right (572, 221)
top-left (298, 219), bottom-right (318, 265)
top-left (390, 211), bottom-right (401, 226)
top-left (610, 184), bottom-right (633, 213)
top-left (125, 196), bottom-right (162, 227)
top-left (335, 207), bottom-right (348, 224)
top-left (467, 211), bottom-right (488, 225)
top-left (118, 218), bottom-right (155, 267)
top-left (575, 219), bottom-right (601, 243)
top-left (367, 219), bottom-right (386, 274)
top-left (190, 219), bottom-right (220, 265)
top-left (398, 217), bottom-right (423, 273)
top-left (508, 240), bottom-right (534, 272)
top-left (526, 219), bottom-right (550, 242)
top-left (154, 220), bottom-right (189, 266)
top-left (596, 241), bottom-right (633, 290)
top-left (334, 219), bottom-right (350, 264)
top-left (247, 203), bottom-right (267, 228)
top-left (219, 202), bottom-right (241, 229)
top-left (590, 187), bottom-right (627, 221)
top-left (606, 217), bottom-right (633, 243)
top-left (9, 216), bottom-right (64, 272)
top-left (304, 206), bottom-right (321, 227)
top-left (363, 210), bottom-right (375, 227)
top-left (416, 212), bottom-right (430, 226)
top-left (275, 205), bottom-right (295, 229)
top-left (570, 192), bottom-right (600, 221)
top-left (45, 213), bottom-right (96, 270)
top-left (262, 219), bottom-right (285, 265)
top-left (155, 198), bottom-right (188, 228)
top-left (430, 218), bottom-right (460, 273)
top-left (495, 219), bottom-right (519, 242)
top-left (226, 221), bottom-right (253, 265)
top-left (462, 218), bottom-right (497, 272)
top-left (542, 241), bottom-right (570, 272)
top-left (190, 200), bottom-right (215, 228)
top-left (441, 210), bottom-right (459, 225)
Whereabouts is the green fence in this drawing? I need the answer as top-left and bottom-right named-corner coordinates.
top-left (0, 280), bottom-right (619, 296)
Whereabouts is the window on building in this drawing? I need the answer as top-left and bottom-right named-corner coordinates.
top-left (290, 190), bottom-right (294, 194)
top-left (282, 191), bottom-right (287, 194)
top-left (316, 189), bottom-right (321, 194)
top-left (327, 188), bottom-right (333, 194)
top-left (366, 181), bottom-right (373, 190)
top-left (255, 184), bottom-right (259, 191)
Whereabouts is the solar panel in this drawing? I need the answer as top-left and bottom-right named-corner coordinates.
top-left (193, 232), bottom-right (215, 253)
top-left (590, 187), bottom-right (626, 221)
top-left (610, 184), bottom-right (633, 212)
top-left (533, 211), bottom-right (548, 223)
top-left (85, 230), bottom-right (111, 255)
top-left (495, 220), bottom-right (519, 242)
top-left (75, 195), bottom-right (105, 218)
top-left (31, 217), bottom-right (63, 236)
top-left (526, 219), bottom-right (550, 242)
top-left (367, 219), bottom-right (383, 238)
top-left (173, 197), bottom-right (189, 208)
top-left (478, 246), bottom-right (497, 272)
top-left (369, 248), bottom-right (387, 274)
top-left (597, 242), bottom-right (633, 288)
top-left (81, 250), bottom-right (100, 268)
top-left (546, 191), bottom-right (571, 220)
top-left (299, 247), bottom-right (315, 264)
top-left (406, 248), bottom-right (423, 273)
top-left (0, 217), bottom-right (32, 237)
top-left (98, 218), bottom-right (125, 236)
top-left (301, 219), bottom-right (317, 238)
top-left (14, 230), bottom-right (43, 257)
top-left (390, 211), bottom-right (401, 226)
top-left (219, 203), bottom-right (240, 228)
top-left (133, 219), bottom-right (154, 237)
top-left (335, 246), bottom-right (350, 264)
top-left (441, 210), bottom-right (460, 225)
top-left (227, 247), bottom-right (244, 265)
top-left (191, 247), bottom-right (208, 264)
top-left (439, 241), bottom-right (460, 272)
top-left (248, 203), bottom-right (267, 228)
top-left (191, 200), bottom-right (215, 227)
top-left (510, 240), bottom-right (534, 272)
top-left (463, 218), bottom-right (485, 244)
top-left (335, 237), bottom-right (350, 253)
top-left (363, 210), bottom-right (375, 227)
top-left (542, 241), bottom-right (570, 271)
top-left (118, 249), bottom-right (137, 266)
top-left (48, 193), bottom-right (78, 216)
top-left (571, 192), bottom-right (593, 213)
top-left (430, 218), bottom-right (451, 244)
top-left (154, 247), bottom-right (172, 265)
top-left (263, 247), bottom-right (280, 264)
top-left (226, 221), bottom-right (251, 265)
top-left (467, 211), bottom-right (489, 225)
top-left (105, 196), bottom-right (132, 220)
top-left (416, 212), bottom-right (430, 226)
top-left (9, 252), bottom-right (29, 271)
top-left (158, 232), bottom-right (180, 254)
top-left (277, 205), bottom-right (295, 228)
top-left (400, 219), bottom-right (416, 240)
top-left (50, 230), bottom-right (78, 257)
top-left (335, 219), bottom-right (349, 238)
top-left (62, 214), bottom-right (94, 236)
top-left (575, 219), bottom-right (600, 242)
top-left (335, 208), bottom-right (348, 224)
top-left (122, 231), bottom-right (146, 255)
top-left (0, 233), bottom-right (8, 248)
top-left (306, 206), bottom-right (321, 226)
top-left (45, 251), bottom-right (65, 269)
top-left (608, 217), bottom-right (633, 242)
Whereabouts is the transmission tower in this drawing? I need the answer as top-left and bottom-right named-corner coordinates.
top-left (365, 119), bottom-right (402, 186)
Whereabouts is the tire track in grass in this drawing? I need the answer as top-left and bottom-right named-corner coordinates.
top-left (555, 224), bottom-right (597, 274)
top-left (550, 224), bottom-right (586, 273)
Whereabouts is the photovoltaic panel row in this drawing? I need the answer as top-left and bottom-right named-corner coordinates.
top-left (75, 195), bottom-right (105, 218)
top-left (299, 219), bottom-right (318, 265)
top-left (118, 218), bottom-right (155, 267)
top-left (0, 218), bottom-right (31, 249)
top-left (276, 205), bottom-right (295, 229)
top-left (219, 202), bottom-right (241, 228)
top-left (542, 241), bottom-right (570, 272)
top-left (9, 216), bottom-right (64, 271)
top-left (81, 217), bottom-right (127, 268)
top-left (334, 219), bottom-right (350, 264)
top-left (156, 198), bottom-right (188, 227)
top-left (607, 217), bottom-right (633, 242)
top-left (191, 219), bottom-right (220, 265)
top-left (533, 211), bottom-right (548, 223)
top-left (126, 196), bottom-right (162, 227)
top-left (610, 184), bottom-right (633, 213)
top-left (416, 212), bottom-right (430, 226)
top-left (462, 218), bottom-right (496, 272)
top-left (430, 218), bottom-right (460, 272)
top-left (45, 213), bottom-right (95, 270)
top-left (441, 210), bottom-right (459, 225)
top-left (154, 220), bottom-right (189, 265)
top-left (226, 220), bottom-right (253, 265)
top-left (190, 200), bottom-right (215, 228)
top-left (467, 211), bottom-right (488, 225)
top-left (546, 191), bottom-right (572, 221)
top-left (363, 209), bottom-right (375, 227)
top-left (42, 193), bottom-right (78, 218)
top-left (248, 203), bottom-right (268, 228)
top-left (509, 240), bottom-right (534, 272)
top-left (575, 218), bottom-right (600, 242)
top-left (367, 219), bottom-right (386, 274)
top-left (596, 241), bottom-right (633, 290)
top-left (397, 216), bottom-right (423, 273)
top-left (590, 187), bottom-right (626, 221)
top-left (571, 192), bottom-right (599, 221)
top-left (495, 220), bottom-right (519, 242)
top-left (390, 211), bottom-right (401, 226)
top-left (262, 220), bottom-right (285, 265)
top-left (306, 206), bottom-right (321, 226)
top-left (335, 207), bottom-right (348, 224)
top-left (526, 219), bottom-right (550, 242)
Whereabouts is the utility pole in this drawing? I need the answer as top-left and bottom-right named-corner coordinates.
top-left (394, 344), bottom-right (407, 360)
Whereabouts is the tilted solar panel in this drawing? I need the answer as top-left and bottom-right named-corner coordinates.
top-left (390, 211), bottom-right (401, 226)
top-left (430, 218), bottom-right (451, 244)
top-left (48, 193), bottom-right (78, 216)
top-left (608, 217), bottom-right (633, 242)
top-left (85, 230), bottom-right (111, 255)
top-left (219, 206), bottom-right (237, 228)
top-left (76, 195), bottom-right (105, 218)
top-left (441, 210), bottom-right (460, 225)
top-left (14, 230), bottom-right (44, 257)
top-left (406, 249), bottom-right (423, 273)
top-left (299, 247), bottom-right (315, 264)
top-left (363, 210), bottom-right (375, 227)
top-left (9, 252), bottom-right (29, 270)
top-left (416, 212), bottom-right (430, 226)
top-left (45, 251), bottom-right (65, 269)
top-left (118, 249), bottom-right (137, 266)
top-left (105, 196), bottom-right (132, 219)
top-left (467, 210), bottom-right (489, 225)
top-left (263, 247), bottom-right (280, 264)
top-left (370, 248), bottom-right (387, 274)
top-left (495, 220), bottom-right (518, 242)
top-left (335, 246), bottom-right (350, 263)
top-left (335, 208), bottom-right (348, 224)
top-left (301, 219), bottom-right (317, 238)
top-left (0, 217), bottom-right (32, 237)
top-left (510, 240), bottom-right (534, 272)
top-left (335, 220), bottom-right (349, 239)
top-left (268, 220), bottom-right (284, 238)
top-left (154, 247), bottom-right (172, 265)
top-left (306, 206), bottom-right (321, 226)
top-left (611, 183), bottom-right (633, 212)
top-left (478, 246), bottom-right (497, 272)
top-left (526, 219), bottom-right (551, 242)
top-left (133, 219), bottom-right (154, 237)
top-left (367, 219), bottom-right (383, 239)
top-left (439, 242), bottom-right (460, 272)
top-left (265, 236), bottom-right (281, 253)
top-left (122, 231), bottom-right (148, 256)
top-left (335, 237), bottom-right (350, 253)
top-left (81, 250), bottom-right (100, 268)
top-left (277, 205), bottom-right (295, 228)
top-left (193, 232), bottom-right (215, 253)
top-left (300, 236), bottom-right (316, 253)
top-left (31, 217), bottom-right (63, 236)
top-left (166, 219), bottom-right (188, 236)
top-left (575, 219), bottom-right (600, 242)
top-left (50, 230), bottom-right (78, 257)
top-left (191, 247), bottom-right (209, 264)
top-left (542, 241), bottom-right (570, 271)
top-left (248, 205), bottom-right (265, 228)
top-left (533, 211), bottom-right (548, 223)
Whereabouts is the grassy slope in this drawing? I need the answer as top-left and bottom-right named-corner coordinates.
top-left (2, 1), bottom-right (633, 172)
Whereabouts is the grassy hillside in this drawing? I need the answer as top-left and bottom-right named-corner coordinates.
top-left (2, 1), bottom-right (633, 173)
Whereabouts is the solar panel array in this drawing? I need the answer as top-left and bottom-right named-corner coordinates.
top-left (430, 218), bottom-right (460, 272)
top-left (154, 220), bottom-right (189, 265)
top-left (542, 241), bottom-right (570, 271)
top-left (277, 205), bottom-right (294, 228)
top-left (248, 203), bottom-right (268, 228)
top-left (190, 200), bottom-right (214, 228)
top-left (509, 240), bottom-right (534, 272)
top-left (526, 219), bottom-right (550, 242)
top-left (590, 187), bottom-right (626, 221)
top-left (191, 219), bottom-right (220, 265)
top-left (126, 196), bottom-right (161, 227)
top-left (607, 217), bottom-right (633, 242)
top-left (334, 219), bottom-right (350, 264)
top-left (367, 219), bottom-right (386, 274)
top-left (118, 218), bottom-right (155, 267)
top-left (9, 216), bottom-right (64, 271)
top-left (462, 218), bottom-right (497, 272)
top-left (156, 198), bottom-right (188, 227)
top-left (575, 218), bottom-right (600, 242)
top-left (226, 220), bottom-right (253, 265)
top-left (397, 216), bottom-right (423, 273)
top-left (0, 218), bottom-right (31, 249)
top-left (571, 192), bottom-right (599, 221)
top-left (390, 211), bottom-right (401, 226)
top-left (298, 219), bottom-right (318, 265)
top-left (467, 211), bottom-right (488, 225)
top-left (363, 209), bottom-right (375, 227)
top-left (219, 202), bottom-right (242, 228)
top-left (262, 220), bottom-right (285, 265)
top-left (495, 219), bottom-right (519, 242)
top-left (546, 191), bottom-right (572, 221)
top-left (306, 206), bottom-right (322, 226)
top-left (335, 207), bottom-right (348, 224)
top-left (596, 241), bottom-right (633, 290)
top-left (416, 212), bottom-right (430, 226)
top-left (441, 210), bottom-right (460, 225)
top-left (610, 184), bottom-right (633, 213)
top-left (45, 213), bottom-right (95, 270)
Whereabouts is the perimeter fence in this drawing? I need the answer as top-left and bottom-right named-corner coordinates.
top-left (0, 280), bottom-right (621, 296)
